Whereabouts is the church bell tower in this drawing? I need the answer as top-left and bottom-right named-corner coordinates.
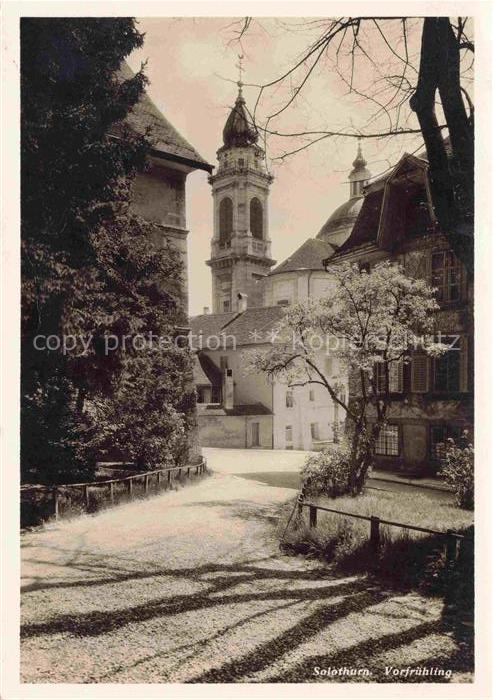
top-left (207, 69), bottom-right (275, 313)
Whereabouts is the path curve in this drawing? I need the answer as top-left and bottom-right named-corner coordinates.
top-left (21, 465), bottom-right (468, 683)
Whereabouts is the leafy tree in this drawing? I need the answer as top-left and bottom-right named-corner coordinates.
top-left (247, 261), bottom-right (445, 494)
top-left (21, 18), bottom-right (195, 483)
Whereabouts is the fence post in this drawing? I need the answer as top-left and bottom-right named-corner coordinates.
top-left (157, 471), bottom-right (161, 488)
top-left (53, 488), bottom-right (59, 520)
top-left (309, 505), bottom-right (317, 528)
top-left (297, 493), bottom-right (304, 520)
top-left (445, 529), bottom-right (458, 564)
top-left (144, 474), bottom-right (149, 494)
top-left (84, 485), bottom-right (90, 511)
top-left (168, 470), bottom-right (171, 487)
top-left (370, 516), bottom-right (381, 553)
top-left (128, 478), bottom-right (133, 497)
top-left (110, 481), bottom-right (114, 504)
top-left (187, 466), bottom-right (190, 478)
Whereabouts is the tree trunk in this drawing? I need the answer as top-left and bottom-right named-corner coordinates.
top-left (410, 18), bottom-right (474, 274)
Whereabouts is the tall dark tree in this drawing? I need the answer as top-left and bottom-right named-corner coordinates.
top-left (21, 18), bottom-right (195, 484)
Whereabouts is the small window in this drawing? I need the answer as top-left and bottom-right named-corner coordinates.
top-left (309, 389), bottom-right (315, 402)
top-left (220, 356), bottom-right (229, 371)
top-left (325, 357), bottom-right (333, 376)
top-left (223, 300), bottom-right (230, 312)
top-left (375, 424), bottom-right (399, 456)
top-left (276, 299), bottom-right (290, 307)
top-left (197, 387), bottom-right (211, 404)
top-left (285, 425), bottom-right (293, 442)
top-left (286, 390), bottom-right (294, 408)
top-left (310, 423), bottom-right (319, 440)
top-left (432, 251), bottom-right (461, 303)
top-left (238, 158), bottom-right (245, 168)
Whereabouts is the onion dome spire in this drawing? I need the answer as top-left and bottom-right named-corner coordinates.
top-left (222, 55), bottom-right (258, 148)
top-left (348, 138), bottom-right (371, 197)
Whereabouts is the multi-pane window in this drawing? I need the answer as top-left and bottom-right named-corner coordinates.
top-left (223, 300), bottom-right (230, 312)
top-left (309, 389), bottom-right (315, 402)
top-left (286, 390), bottom-right (294, 408)
top-left (250, 197), bottom-right (263, 240)
top-left (220, 356), bottom-right (229, 371)
top-left (375, 424), bottom-right (399, 456)
top-left (431, 251), bottom-right (461, 303)
top-left (433, 336), bottom-right (461, 392)
top-left (285, 425), bottom-right (293, 443)
top-left (310, 423), bottom-right (320, 440)
top-left (430, 425), bottom-right (461, 462)
top-left (219, 197), bottom-right (233, 246)
top-left (375, 360), bottom-right (403, 393)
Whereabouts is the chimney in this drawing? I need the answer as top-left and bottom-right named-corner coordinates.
top-left (223, 368), bottom-right (234, 410)
top-left (237, 292), bottom-right (248, 312)
top-left (203, 306), bottom-right (210, 315)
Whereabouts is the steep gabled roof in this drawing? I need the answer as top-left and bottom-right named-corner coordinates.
top-left (118, 62), bottom-right (212, 172)
top-left (223, 306), bottom-right (286, 346)
top-left (269, 239), bottom-right (335, 276)
top-left (331, 152), bottom-right (434, 260)
top-left (190, 306), bottom-right (286, 349)
top-left (190, 312), bottom-right (238, 348)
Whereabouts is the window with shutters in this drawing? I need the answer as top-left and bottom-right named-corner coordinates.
top-left (411, 354), bottom-right (429, 392)
top-left (375, 424), bottom-right (400, 456)
top-left (433, 335), bottom-right (466, 393)
top-left (375, 359), bottom-right (403, 393)
top-left (250, 197), bottom-right (263, 240)
top-left (431, 251), bottom-right (461, 303)
top-left (219, 197), bottom-right (233, 247)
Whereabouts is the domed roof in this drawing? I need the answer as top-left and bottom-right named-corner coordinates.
top-left (222, 85), bottom-right (258, 148)
top-left (316, 196), bottom-right (364, 243)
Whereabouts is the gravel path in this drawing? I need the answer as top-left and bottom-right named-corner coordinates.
top-left (21, 467), bottom-right (470, 683)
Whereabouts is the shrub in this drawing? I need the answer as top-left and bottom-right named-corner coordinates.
top-left (440, 434), bottom-right (474, 510)
top-left (301, 446), bottom-right (352, 498)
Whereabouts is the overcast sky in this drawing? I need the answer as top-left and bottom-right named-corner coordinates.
top-left (127, 17), bottom-right (426, 316)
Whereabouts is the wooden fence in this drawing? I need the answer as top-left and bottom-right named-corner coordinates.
top-left (21, 458), bottom-right (207, 526)
top-left (297, 495), bottom-right (469, 564)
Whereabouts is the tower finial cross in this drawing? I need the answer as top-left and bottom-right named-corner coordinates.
top-left (236, 54), bottom-right (245, 88)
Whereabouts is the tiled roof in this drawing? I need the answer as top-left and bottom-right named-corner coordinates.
top-left (190, 312), bottom-right (239, 348)
top-left (118, 62), bottom-right (212, 172)
top-left (190, 306), bottom-right (286, 348)
top-left (269, 239), bottom-right (334, 276)
top-left (222, 306), bottom-right (286, 346)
